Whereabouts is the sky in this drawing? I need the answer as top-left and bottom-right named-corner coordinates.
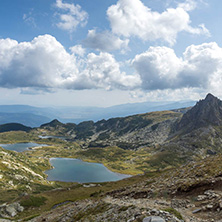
top-left (0, 0), bottom-right (221, 107)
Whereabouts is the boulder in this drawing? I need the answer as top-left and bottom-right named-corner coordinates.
top-left (0, 202), bottom-right (24, 218)
top-left (143, 216), bottom-right (166, 222)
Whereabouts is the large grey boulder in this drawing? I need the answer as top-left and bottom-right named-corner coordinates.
top-left (143, 216), bottom-right (166, 222)
top-left (0, 202), bottom-right (24, 218)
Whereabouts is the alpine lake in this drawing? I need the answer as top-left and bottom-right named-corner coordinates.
top-left (0, 142), bottom-right (131, 183)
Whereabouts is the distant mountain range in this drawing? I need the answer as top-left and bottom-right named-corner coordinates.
top-left (0, 100), bottom-right (195, 127)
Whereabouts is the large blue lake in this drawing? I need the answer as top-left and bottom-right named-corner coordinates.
top-left (0, 142), bottom-right (48, 152)
top-left (45, 158), bottom-right (131, 183)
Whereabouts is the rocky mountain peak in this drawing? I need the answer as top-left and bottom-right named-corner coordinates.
top-left (41, 119), bottom-right (64, 128)
top-left (177, 93), bottom-right (222, 131)
top-left (205, 93), bottom-right (216, 100)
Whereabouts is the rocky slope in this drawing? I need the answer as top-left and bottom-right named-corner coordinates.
top-left (40, 110), bottom-right (182, 149)
top-left (2, 93), bottom-right (222, 221)
top-left (0, 147), bottom-right (50, 191)
top-left (19, 155), bottom-right (222, 222)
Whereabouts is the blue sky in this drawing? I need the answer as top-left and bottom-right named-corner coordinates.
top-left (0, 0), bottom-right (221, 107)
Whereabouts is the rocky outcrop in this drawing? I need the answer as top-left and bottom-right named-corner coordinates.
top-left (177, 93), bottom-right (222, 132)
top-left (0, 202), bottom-right (24, 218)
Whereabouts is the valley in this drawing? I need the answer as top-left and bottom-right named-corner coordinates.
top-left (0, 94), bottom-right (222, 221)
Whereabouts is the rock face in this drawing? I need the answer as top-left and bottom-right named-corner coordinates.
top-left (177, 93), bottom-right (222, 132)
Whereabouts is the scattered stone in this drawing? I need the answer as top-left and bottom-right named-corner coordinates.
top-left (150, 209), bottom-right (159, 215)
top-left (207, 149), bottom-right (217, 155)
top-left (206, 204), bottom-right (214, 209)
top-left (171, 199), bottom-right (189, 208)
top-left (197, 195), bottom-right (207, 201)
top-left (192, 208), bottom-right (202, 214)
top-left (204, 190), bottom-right (219, 199)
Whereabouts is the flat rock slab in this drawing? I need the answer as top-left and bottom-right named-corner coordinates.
top-left (143, 216), bottom-right (166, 222)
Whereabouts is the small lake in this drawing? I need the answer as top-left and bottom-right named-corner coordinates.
top-left (45, 158), bottom-right (131, 183)
top-left (0, 142), bottom-right (48, 152)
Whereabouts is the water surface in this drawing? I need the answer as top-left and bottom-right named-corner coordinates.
top-left (45, 158), bottom-right (131, 183)
top-left (0, 142), bottom-right (48, 152)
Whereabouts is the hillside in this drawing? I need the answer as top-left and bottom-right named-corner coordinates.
top-left (162, 93), bottom-right (222, 158)
top-left (40, 110), bottom-right (183, 149)
top-left (1, 93), bottom-right (222, 221)
top-left (0, 123), bottom-right (32, 133)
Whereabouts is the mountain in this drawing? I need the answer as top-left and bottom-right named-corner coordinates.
top-left (40, 110), bottom-right (183, 149)
top-left (0, 123), bottom-right (32, 133)
top-left (0, 112), bottom-right (51, 127)
top-left (56, 100), bottom-right (195, 123)
top-left (177, 93), bottom-right (222, 132)
top-left (41, 119), bottom-right (66, 128)
top-left (1, 93), bottom-right (222, 222)
top-left (0, 105), bottom-right (55, 127)
top-left (0, 100), bottom-right (195, 127)
top-left (39, 93), bottom-right (222, 154)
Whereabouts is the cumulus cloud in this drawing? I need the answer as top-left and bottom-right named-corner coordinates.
top-left (132, 42), bottom-right (222, 91)
top-left (107, 0), bottom-right (209, 45)
top-left (55, 0), bottom-right (88, 32)
top-left (178, 0), bottom-right (197, 11)
top-left (70, 44), bottom-right (86, 57)
top-left (80, 52), bottom-right (141, 90)
top-left (0, 35), bottom-right (139, 91)
top-left (82, 29), bottom-right (129, 52)
top-left (1, 35), bottom-right (221, 95)
top-left (0, 35), bottom-right (79, 89)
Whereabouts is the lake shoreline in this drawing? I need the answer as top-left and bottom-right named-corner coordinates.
top-left (45, 157), bottom-right (132, 183)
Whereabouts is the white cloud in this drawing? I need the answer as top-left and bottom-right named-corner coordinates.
top-left (0, 35), bottom-right (139, 91)
top-left (23, 10), bottom-right (36, 28)
top-left (55, 0), bottom-right (88, 32)
top-left (80, 52), bottom-right (141, 90)
top-left (129, 87), bottom-right (207, 103)
top-left (82, 29), bottom-right (129, 52)
top-left (107, 0), bottom-right (209, 45)
top-left (132, 42), bottom-right (222, 91)
top-left (1, 35), bottom-right (221, 97)
top-left (133, 46), bottom-right (183, 90)
top-left (70, 44), bottom-right (86, 57)
top-left (0, 35), bottom-right (79, 89)
top-left (178, 0), bottom-right (197, 11)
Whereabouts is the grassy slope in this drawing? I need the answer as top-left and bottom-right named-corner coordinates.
top-left (0, 110), bottom-right (185, 219)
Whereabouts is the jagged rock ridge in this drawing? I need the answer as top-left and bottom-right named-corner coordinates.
top-left (177, 93), bottom-right (222, 132)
